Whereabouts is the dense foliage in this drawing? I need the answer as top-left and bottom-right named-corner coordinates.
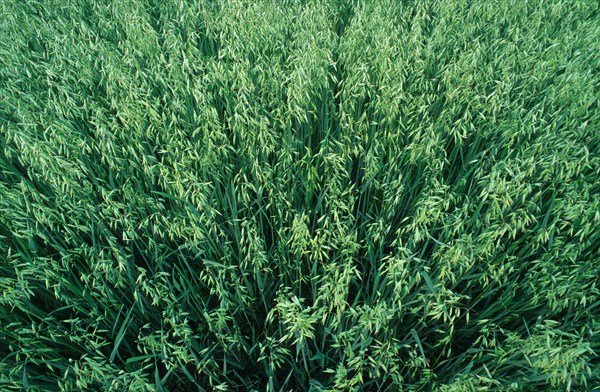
top-left (1, 0), bottom-right (599, 390)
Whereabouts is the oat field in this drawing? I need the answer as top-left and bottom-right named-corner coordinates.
top-left (1, 0), bottom-right (599, 390)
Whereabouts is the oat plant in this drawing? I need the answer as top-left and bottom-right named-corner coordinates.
top-left (1, 0), bottom-right (599, 390)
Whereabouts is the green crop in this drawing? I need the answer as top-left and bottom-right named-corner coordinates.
top-left (1, 0), bottom-right (598, 390)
